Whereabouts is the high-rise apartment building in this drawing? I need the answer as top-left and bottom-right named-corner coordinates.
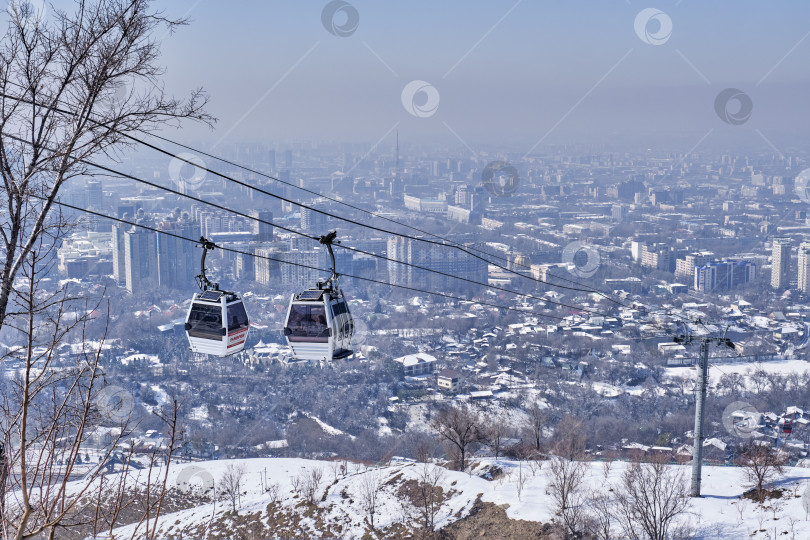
top-left (387, 237), bottom-right (488, 291)
top-left (235, 251), bottom-right (255, 282)
top-left (280, 249), bottom-right (322, 288)
top-left (252, 210), bottom-right (274, 241)
top-left (641, 244), bottom-right (673, 272)
top-left (156, 215), bottom-right (200, 291)
top-left (254, 247), bottom-right (280, 286)
top-left (254, 247), bottom-right (323, 289)
top-left (675, 252), bottom-right (712, 281)
top-left (771, 238), bottom-right (791, 289)
top-left (123, 220), bottom-right (157, 294)
top-left (694, 260), bottom-right (756, 292)
top-left (87, 180), bottom-right (103, 209)
top-left (112, 223), bottom-right (127, 285)
top-left (798, 242), bottom-right (810, 293)
top-left (300, 206), bottom-right (328, 233)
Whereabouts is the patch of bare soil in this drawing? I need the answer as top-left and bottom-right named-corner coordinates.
top-left (438, 497), bottom-right (562, 540)
top-left (742, 487), bottom-right (785, 502)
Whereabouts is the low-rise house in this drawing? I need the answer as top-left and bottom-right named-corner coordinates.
top-left (437, 369), bottom-right (460, 393)
top-left (393, 353), bottom-right (437, 376)
top-left (621, 442), bottom-right (649, 461)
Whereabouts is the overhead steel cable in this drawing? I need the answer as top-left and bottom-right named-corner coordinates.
top-left (88, 161), bottom-right (608, 316)
top-left (124, 132), bottom-right (626, 302)
top-left (0, 88), bottom-right (627, 306)
top-left (143, 129), bottom-right (622, 300)
top-left (1, 129), bottom-right (615, 318)
top-left (37, 195), bottom-right (574, 322)
top-left (131, 132), bottom-right (627, 304)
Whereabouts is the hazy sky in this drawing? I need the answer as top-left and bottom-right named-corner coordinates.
top-left (103, 2), bottom-right (810, 151)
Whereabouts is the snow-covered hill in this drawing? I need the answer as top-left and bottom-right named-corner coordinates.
top-left (106, 457), bottom-right (810, 539)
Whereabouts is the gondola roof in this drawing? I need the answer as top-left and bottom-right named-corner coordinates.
top-left (295, 289), bottom-right (329, 301)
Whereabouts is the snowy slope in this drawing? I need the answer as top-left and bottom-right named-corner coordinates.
top-left (665, 359), bottom-right (810, 390)
top-left (105, 457), bottom-right (810, 539)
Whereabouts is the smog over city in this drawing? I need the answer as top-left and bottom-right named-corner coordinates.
top-left (1, 1), bottom-right (810, 539)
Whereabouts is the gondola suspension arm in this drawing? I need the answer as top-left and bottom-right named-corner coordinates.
top-left (319, 230), bottom-right (340, 292)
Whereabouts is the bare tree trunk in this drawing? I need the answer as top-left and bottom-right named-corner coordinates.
top-left (0, 0), bottom-right (212, 330)
top-left (0, 219), bottom-right (181, 539)
top-left (415, 463), bottom-right (446, 533)
top-left (547, 455), bottom-right (587, 537)
top-left (359, 469), bottom-right (384, 531)
top-left (614, 459), bottom-right (692, 540)
top-left (431, 404), bottom-right (479, 472)
top-left (736, 440), bottom-right (786, 504)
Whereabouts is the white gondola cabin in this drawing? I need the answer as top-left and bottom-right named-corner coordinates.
top-left (184, 237), bottom-right (250, 357)
top-left (284, 288), bottom-right (353, 361)
top-left (283, 231), bottom-right (354, 361)
top-left (185, 290), bottom-right (250, 357)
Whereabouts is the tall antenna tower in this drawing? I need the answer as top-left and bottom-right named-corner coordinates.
top-left (395, 130), bottom-right (400, 179)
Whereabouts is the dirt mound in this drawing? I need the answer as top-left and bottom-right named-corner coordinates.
top-left (439, 498), bottom-right (561, 540)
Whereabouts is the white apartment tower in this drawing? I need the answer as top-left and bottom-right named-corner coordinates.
top-left (771, 238), bottom-right (791, 289)
top-left (798, 242), bottom-right (810, 293)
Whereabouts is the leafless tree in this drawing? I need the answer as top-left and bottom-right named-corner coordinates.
top-left (0, 2), bottom-right (206, 531)
top-left (614, 459), bottom-right (692, 540)
top-left (749, 366), bottom-right (770, 394)
top-left (0, 441), bottom-right (8, 524)
top-left (736, 440), bottom-right (786, 504)
top-left (219, 463), bottom-right (247, 513)
top-left (547, 455), bottom-right (588, 537)
top-left (587, 490), bottom-right (616, 540)
top-left (358, 469), bottom-right (384, 531)
top-left (290, 473), bottom-right (302, 496)
top-left (527, 455), bottom-right (544, 477)
top-left (481, 412), bottom-right (508, 459)
top-left (295, 466), bottom-right (323, 504)
top-left (1, 234), bottom-right (181, 539)
top-left (0, 0), bottom-right (212, 331)
top-left (717, 373), bottom-right (745, 396)
top-left (601, 459), bottom-right (613, 481)
top-left (414, 462), bottom-right (446, 533)
top-left (756, 506), bottom-right (766, 531)
top-left (734, 498), bottom-right (748, 525)
top-left (788, 516), bottom-right (800, 540)
top-left (527, 402), bottom-right (546, 450)
top-left (415, 439), bottom-right (434, 464)
top-left (330, 460), bottom-right (342, 482)
top-left (769, 499), bottom-right (784, 521)
top-left (515, 461), bottom-right (527, 501)
top-left (431, 404), bottom-right (479, 471)
top-left (266, 482), bottom-right (281, 505)
top-left (551, 418), bottom-right (586, 460)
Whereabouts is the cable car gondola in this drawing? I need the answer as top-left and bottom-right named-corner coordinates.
top-left (184, 237), bottom-right (250, 357)
top-left (782, 419), bottom-right (793, 435)
top-left (284, 231), bottom-right (353, 361)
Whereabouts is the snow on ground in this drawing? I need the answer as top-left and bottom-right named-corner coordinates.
top-left (377, 416), bottom-right (392, 436)
top-left (104, 457), bottom-right (810, 539)
top-left (120, 353), bottom-right (160, 366)
top-left (68, 340), bottom-right (114, 354)
top-left (303, 412), bottom-right (355, 439)
top-left (665, 359), bottom-right (810, 390)
top-left (188, 404), bottom-right (209, 421)
top-left (150, 384), bottom-right (171, 406)
top-left (592, 381), bottom-right (623, 398)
